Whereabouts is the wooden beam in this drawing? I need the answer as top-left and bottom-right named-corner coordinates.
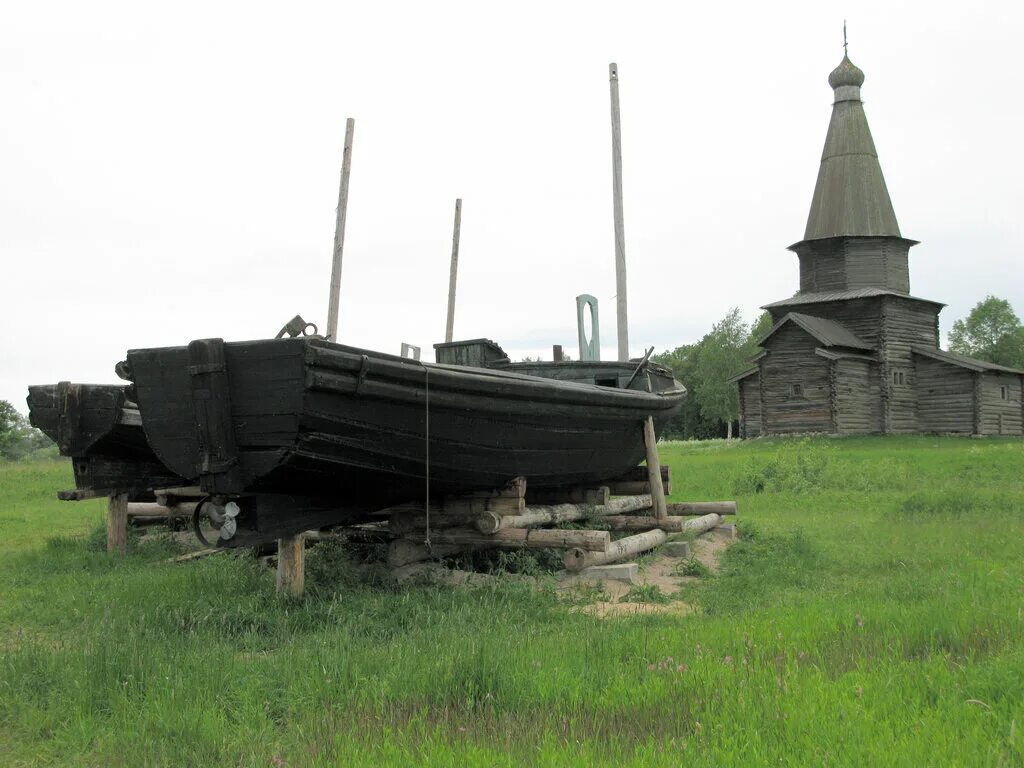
top-left (564, 528), bottom-right (666, 572)
top-left (127, 502), bottom-right (198, 518)
top-left (107, 492), bottom-right (128, 554)
top-left (326, 117), bottom-right (355, 342)
top-left (527, 486), bottom-right (610, 505)
top-left (444, 198), bottom-right (462, 343)
top-left (475, 494), bottom-right (652, 534)
top-left (609, 62), bottom-right (629, 361)
top-left (666, 501), bottom-right (737, 516)
top-left (602, 512), bottom-right (723, 533)
top-left (416, 527), bottom-right (610, 552)
top-left (276, 534), bottom-right (305, 598)
top-left (643, 417), bottom-right (668, 520)
top-left (605, 479), bottom-right (673, 496)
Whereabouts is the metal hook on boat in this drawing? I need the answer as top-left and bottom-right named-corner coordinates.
top-left (275, 315), bottom-right (319, 339)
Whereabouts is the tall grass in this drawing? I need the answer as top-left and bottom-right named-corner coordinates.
top-left (2, 438), bottom-right (1023, 766)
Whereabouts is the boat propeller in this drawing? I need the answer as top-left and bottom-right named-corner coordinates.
top-left (192, 497), bottom-right (241, 546)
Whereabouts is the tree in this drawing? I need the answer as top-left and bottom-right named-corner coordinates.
top-left (0, 400), bottom-right (53, 461)
top-left (948, 296), bottom-right (1024, 368)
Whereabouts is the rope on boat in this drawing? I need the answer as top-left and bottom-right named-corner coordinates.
top-left (423, 364), bottom-right (431, 552)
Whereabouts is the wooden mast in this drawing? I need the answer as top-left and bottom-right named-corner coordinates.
top-left (445, 198), bottom-right (462, 343)
top-left (326, 117), bottom-right (355, 341)
top-left (609, 63), bottom-right (629, 362)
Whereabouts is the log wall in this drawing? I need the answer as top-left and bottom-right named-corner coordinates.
top-left (794, 237), bottom-right (911, 294)
top-left (739, 373), bottom-right (762, 438)
top-left (833, 357), bottom-right (881, 433)
top-left (879, 296), bottom-right (942, 434)
top-left (980, 372), bottom-right (1024, 436)
top-left (760, 326), bottom-right (831, 434)
top-left (767, 297), bottom-right (883, 347)
top-left (915, 355), bottom-right (975, 434)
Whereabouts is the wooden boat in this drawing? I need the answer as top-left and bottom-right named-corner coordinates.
top-left (26, 382), bottom-right (185, 498)
top-left (117, 336), bottom-right (685, 545)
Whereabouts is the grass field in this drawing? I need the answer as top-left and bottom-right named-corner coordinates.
top-left (1, 436), bottom-right (1023, 766)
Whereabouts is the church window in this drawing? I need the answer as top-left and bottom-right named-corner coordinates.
top-left (892, 370), bottom-right (906, 386)
top-left (789, 383), bottom-right (804, 397)
top-left (1000, 385), bottom-right (1009, 401)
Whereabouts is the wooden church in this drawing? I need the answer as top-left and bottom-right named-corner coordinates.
top-left (732, 51), bottom-right (1024, 437)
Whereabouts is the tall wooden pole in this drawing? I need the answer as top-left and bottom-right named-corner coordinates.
top-left (326, 117), bottom-right (355, 342)
top-left (445, 198), bottom-right (462, 343)
top-left (609, 63), bottom-right (629, 362)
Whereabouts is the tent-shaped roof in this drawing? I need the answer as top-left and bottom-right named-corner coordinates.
top-left (801, 54), bottom-right (902, 241)
top-left (759, 312), bottom-right (874, 350)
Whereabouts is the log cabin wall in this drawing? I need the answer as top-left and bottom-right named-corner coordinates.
top-left (915, 356), bottom-right (976, 434)
top-left (833, 357), bottom-right (882, 433)
top-left (794, 237), bottom-right (911, 294)
top-left (980, 372), bottom-right (1024, 435)
top-left (761, 326), bottom-right (831, 434)
top-left (879, 296), bottom-right (942, 434)
top-left (738, 374), bottom-right (762, 437)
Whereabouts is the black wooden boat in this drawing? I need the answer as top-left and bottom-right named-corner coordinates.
top-left (27, 383), bottom-right (185, 498)
top-left (116, 336), bottom-right (685, 545)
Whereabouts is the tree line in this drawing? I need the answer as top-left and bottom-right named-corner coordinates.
top-left (654, 295), bottom-right (1024, 441)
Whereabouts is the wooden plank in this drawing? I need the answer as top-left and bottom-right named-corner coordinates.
top-left (107, 493), bottom-right (128, 555)
top-left (276, 534), bottom-right (305, 598)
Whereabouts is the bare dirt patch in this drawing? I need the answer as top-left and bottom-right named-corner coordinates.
top-left (561, 528), bottom-right (735, 618)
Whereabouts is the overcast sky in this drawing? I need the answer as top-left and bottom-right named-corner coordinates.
top-left (2, 0), bottom-right (1021, 412)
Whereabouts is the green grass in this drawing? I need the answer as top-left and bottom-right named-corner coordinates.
top-left (2, 437), bottom-right (1024, 766)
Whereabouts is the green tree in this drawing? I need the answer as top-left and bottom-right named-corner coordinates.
top-left (0, 400), bottom-right (53, 461)
top-left (948, 296), bottom-right (1024, 368)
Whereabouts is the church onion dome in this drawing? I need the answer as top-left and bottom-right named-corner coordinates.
top-left (828, 54), bottom-right (865, 89)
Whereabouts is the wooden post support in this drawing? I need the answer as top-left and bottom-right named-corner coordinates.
top-left (326, 117), bottom-right (355, 342)
top-left (609, 62), bottom-right (629, 361)
top-left (107, 492), bottom-right (128, 554)
top-left (445, 198), bottom-right (462, 343)
top-left (643, 417), bottom-right (668, 520)
top-left (276, 534), bottom-right (306, 598)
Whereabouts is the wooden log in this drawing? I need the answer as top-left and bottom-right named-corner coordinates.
top-left (527, 486), bottom-right (610, 505)
top-left (457, 476), bottom-right (527, 499)
top-left (666, 501), bottom-right (737, 516)
top-left (276, 534), bottom-right (305, 598)
top-left (384, 496), bottom-right (525, 516)
top-left (602, 513), bottom-right (723, 533)
top-left (153, 485), bottom-right (202, 498)
top-left (606, 479), bottom-right (672, 496)
top-left (389, 511), bottom-right (477, 535)
top-left (107, 493), bottom-right (128, 554)
top-left (326, 117), bottom-right (355, 341)
top-left (475, 494), bottom-right (652, 534)
top-left (444, 198), bottom-right (462, 343)
top-left (605, 465), bottom-right (671, 484)
top-left (127, 502), bottom-right (198, 518)
top-left (58, 488), bottom-right (114, 501)
top-left (609, 62), bottom-right (629, 362)
top-left (643, 416), bottom-right (668, 520)
top-left (423, 527), bottom-right (610, 552)
top-left (564, 528), bottom-right (666, 572)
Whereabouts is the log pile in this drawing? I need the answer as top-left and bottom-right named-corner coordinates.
top-left (382, 474), bottom-right (737, 571)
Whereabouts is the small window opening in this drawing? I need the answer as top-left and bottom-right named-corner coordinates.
top-left (892, 370), bottom-right (906, 386)
top-left (789, 383), bottom-right (803, 397)
top-left (1000, 385), bottom-right (1009, 401)
top-left (595, 377), bottom-right (619, 388)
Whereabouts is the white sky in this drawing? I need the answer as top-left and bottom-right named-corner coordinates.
top-left (2, 0), bottom-right (1021, 412)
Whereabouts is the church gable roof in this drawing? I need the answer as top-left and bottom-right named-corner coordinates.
top-left (912, 346), bottom-right (1024, 375)
top-left (759, 312), bottom-right (874, 351)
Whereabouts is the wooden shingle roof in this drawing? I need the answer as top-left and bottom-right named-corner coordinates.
top-left (759, 312), bottom-right (874, 350)
top-left (763, 288), bottom-right (945, 310)
top-left (803, 54), bottom-right (901, 241)
top-left (912, 346), bottom-right (1024, 375)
